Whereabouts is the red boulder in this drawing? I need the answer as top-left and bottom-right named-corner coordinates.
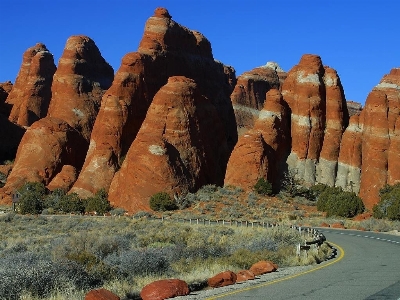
top-left (85, 288), bottom-right (119, 300)
top-left (249, 260), bottom-right (278, 276)
top-left (140, 279), bottom-right (189, 300)
top-left (208, 270), bottom-right (237, 288)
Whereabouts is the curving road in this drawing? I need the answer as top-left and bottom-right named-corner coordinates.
top-left (205, 229), bottom-right (400, 300)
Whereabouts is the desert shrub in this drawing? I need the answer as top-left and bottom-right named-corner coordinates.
top-left (110, 207), bottom-right (126, 216)
top-left (317, 186), bottom-right (364, 217)
top-left (17, 182), bottom-right (46, 215)
top-left (309, 183), bottom-right (329, 198)
top-left (104, 248), bottom-right (171, 278)
top-left (133, 211), bottom-right (154, 218)
top-left (223, 248), bottom-right (272, 269)
top-left (174, 192), bottom-right (197, 209)
top-left (59, 193), bottom-right (85, 214)
top-left (198, 184), bottom-right (217, 194)
top-left (85, 189), bottom-right (112, 214)
top-left (43, 188), bottom-right (65, 209)
top-left (279, 169), bottom-right (313, 199)
top-left (149, 192), bottom-right (177, 211)
top-left (373, 184), bottom-right (400, 220)
top-left (254, 178), bottom-right (273, 196)
top-left (0, 252), bottom-right (101, 299)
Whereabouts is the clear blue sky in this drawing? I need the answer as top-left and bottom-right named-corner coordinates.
top-left (1, 0), bottom-right (399, 105)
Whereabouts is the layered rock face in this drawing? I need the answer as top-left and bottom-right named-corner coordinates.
top-left (357, 68), bottom-right (400, 209)
top-left (335, 114), bottom-right (363, 194)
top-left (47, 35), bottom-right (114, 141)
top-left (108, 76), bottom-right (229, 211)
top-left (282, 54), bottom-right (348, 186)
top-left (316, 67), bottom-right (349, 186)
top-left (6, 43), bottom-right (56, 126)
top-left (225, 89), bottom-right (290, 190)
top-left (231, 62), bottom-right (286, 134)
top-left (71, 8), bottom-right (237, 198)
top-left (347, 100), bottom-right (363, 116)
top-left (1, 118), bottom-right (86, 202)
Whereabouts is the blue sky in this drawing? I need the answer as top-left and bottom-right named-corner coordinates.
top-left (1, 0), bottom-right (399, 105)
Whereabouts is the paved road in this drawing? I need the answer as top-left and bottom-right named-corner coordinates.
top-left (206, 229), bottom-right (400, 300)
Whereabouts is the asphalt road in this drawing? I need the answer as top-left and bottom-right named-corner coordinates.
top-left (205, 229), bottom-right (400, 300)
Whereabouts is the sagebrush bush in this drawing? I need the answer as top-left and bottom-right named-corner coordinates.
top-left (0, 252), bottom-right (101, 300)
top-left (149, 192), bottom-right (177, 211)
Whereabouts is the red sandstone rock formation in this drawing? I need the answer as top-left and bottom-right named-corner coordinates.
top-left (249, 260), bottom-right (278, 276)
top-left (347, 100), bottom-right (363, 116)
top-left (316, 66), bottom-right (349, 186)
top-left (6, 43), bottom-right (56, 127)
top-left (335, 114), bottom-right (363, 193)
top-left (140, 279), bottom-right (189, 300)
top-left (108, 76), bottom-right (229, 211)
top-left (231, 62), bottom-right (286, 133)
top-left (0, 117), bottom-right (86, 203)
top-left (282, 54), bottom-right (326, 185)
top-left (46, 165), bottom-right (78, 192)
top-left (337, 67), bottom-right (400, 210)
top-left (282, 54), bottom-right (349, 186)
top-left (72, 8), bottom-right (237, 199)
top-left (85, 288), bottom-right (120, 300)
top-left (224, 89), bottom-right (290, 190)
top-left (47, 35), bottom-right (114, 141)
top-left (359, 91), bottom-right (392, 210)
top-left (208, 270), bottom-right (237, 288)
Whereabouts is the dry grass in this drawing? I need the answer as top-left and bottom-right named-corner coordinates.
top-left (0, 212), bottom-right (331, 299)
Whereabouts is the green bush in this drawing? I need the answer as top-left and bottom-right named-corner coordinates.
top-left (149, 192), bottom-right (177, 211)
top-left (59, 193), bottom-right (85, 214)
top-left (254, 178), bottom-right (273, 196)
top-left (317, 186), bottom-right (364, 218)
top-left (44, 189), bottom-right (84, 214)
top-left (17, 182), bottom-right (46, 214)
top-left (373, 184), bottom-right (400, 220)
top-left (84, 189), bottom-right (112, 215)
